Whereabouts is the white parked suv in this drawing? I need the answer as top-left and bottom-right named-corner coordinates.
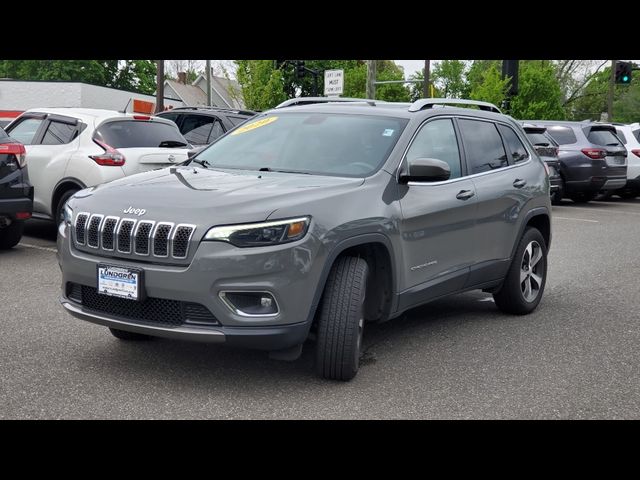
top-left (4, 108), bottom-right (191, 222)
top-left (614, 123), bottom-right (640, 199)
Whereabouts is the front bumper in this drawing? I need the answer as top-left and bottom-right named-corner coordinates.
top-left (60, 299), bottom-right (310, 350)
top-left (57, 222), bottom-right (324, 350)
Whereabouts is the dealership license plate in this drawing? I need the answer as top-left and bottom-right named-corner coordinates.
top-left (97, 264), bottom-right (142, 300)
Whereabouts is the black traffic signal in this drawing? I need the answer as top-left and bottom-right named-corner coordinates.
top-left (615, 61), bottom-right (632, 84)
top-left (274, 59), bottom-right (288, 69)
top-left (296, 60), bottom-right (306, 79)
top-left (502, 60), bottom-right (519, 96)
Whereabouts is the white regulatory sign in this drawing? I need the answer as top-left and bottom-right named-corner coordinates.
top-left (324, 69), bottom-right (344, 96)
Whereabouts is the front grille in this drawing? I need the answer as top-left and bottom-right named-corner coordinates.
top-left (67, 283), bottom-right (218, 327)
top-left (75, 214), bottom-right (89, 244)
top-left (72, 212), bottom-right (195, 261)
top-left (173, 226), bottom-right (194, 258)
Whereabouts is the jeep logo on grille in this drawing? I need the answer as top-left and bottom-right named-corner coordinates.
top-left (123, 206), bottom-right (146, 216)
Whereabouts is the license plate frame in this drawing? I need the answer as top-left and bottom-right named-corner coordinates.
top-left (97, 264), bottom-right (145, 301)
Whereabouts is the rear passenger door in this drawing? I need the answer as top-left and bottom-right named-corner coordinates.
top-left (398, 117), bottom-right (478, 299)
top-left (457, 118), bottom-right (532, 285)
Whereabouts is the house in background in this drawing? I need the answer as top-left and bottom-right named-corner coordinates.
top-left (163, 70), bottom-right (244, 109)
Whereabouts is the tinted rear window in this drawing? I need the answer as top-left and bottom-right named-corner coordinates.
top-left (526, 132), bottom-right (551, 146)
top-left (633, 129), bottom-right (640, 142)
top-left (94, 120), bottom-right (186, 148)
top-left (546, 126), bottom-right (577, 145)
top-left (587, 129), bottom-right (622, 147)
top-left (615, 129), bottom-right (627, 144)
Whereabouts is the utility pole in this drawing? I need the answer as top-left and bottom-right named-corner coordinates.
top-left (607, 59), bottom-right (616, 121)
top-left (206, 59), bottom-right (212, 106)
top-left (423, 60), bottom-right (430, 97)
top-left (366, 60), bottom-right (377, 99)
top-left (155, 60), bottom-right (164, 113)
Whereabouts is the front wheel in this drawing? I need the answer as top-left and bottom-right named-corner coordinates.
top-left (316, 256), bottom-right (368, 381)
top-left (0, 221), bottom-right (24, 249)
top-left (55, 189), bottom-right (79, 226)
top-left (493, 227), bottom-right (547, 315)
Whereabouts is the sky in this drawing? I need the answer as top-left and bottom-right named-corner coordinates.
top-left (395, 60), bottom-right (427, 79)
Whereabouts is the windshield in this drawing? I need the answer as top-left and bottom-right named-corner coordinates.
top-left (194, 112), bottom-right (408, 177)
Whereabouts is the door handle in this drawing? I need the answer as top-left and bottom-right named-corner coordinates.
top-left (513, 179), bottom-right (527, 188)
top-left (456, 189), bottom-right (475, 200)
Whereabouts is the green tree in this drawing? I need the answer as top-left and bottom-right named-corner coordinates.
top-left (432, 60), bottom-right (468, 98)
top-left (510, 61), bottom-right (565, 120)
top-left (468, 63), bottom-right (509, 107)
top-left (235, 60), bottom-right (287, 110)
top-left (0, 60), bottom-right (157, 94)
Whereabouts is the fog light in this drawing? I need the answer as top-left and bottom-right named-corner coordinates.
top-left (219, 291), bottom-right (279, 317)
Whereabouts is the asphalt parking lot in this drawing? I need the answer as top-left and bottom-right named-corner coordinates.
top-left (2, 198), bottom-right (640, 419)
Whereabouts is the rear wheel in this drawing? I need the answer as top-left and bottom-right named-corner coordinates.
top-left (493, 227), bottom-right (547, 315)
top-left (618, 189), bottom-right (639, 199)
top-left (109, 327), bottom-right (151, 341)
top-left (0, 221), bottom-right (24, 249)
top-left (55, 189), bottom-right (79, 225)
top-left (316, 256), bottom-right (368, 381)
top-left (551, 178), bottom-right (565, 205)
top-left (569, 192), bottom-right (597, 203)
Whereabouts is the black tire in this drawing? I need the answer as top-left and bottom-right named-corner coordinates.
top-left (551, 178), bottom-right (564, 205)
top-left (569, 192), bottom-right (597, 203)
top-left (316, 256), bottom-right (368, 381)
top-left (109, 327), bottom-right (151, 341)
top-left (618, 189), bottom-right (638, 200)
top-left (55, 189), bottom-right (79, 225)
top-left (0, 221), bottom-right (24, 250)
top-left (493, 227), bottom-right (547, 315)
top-left (595, 190), bottom-right (612, 201)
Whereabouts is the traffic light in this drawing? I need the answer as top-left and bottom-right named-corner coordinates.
top-left (274, 59), bottom-right (288, 69)
top-left (502, 60), bottom-right (519, 96)
top-left (296, 60), bottom-right (306, 79)
top-left (615, 61), bottom-right (632, 84)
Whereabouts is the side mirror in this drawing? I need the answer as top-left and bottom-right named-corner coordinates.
top-left (399, 157), bottom-right (451, 183)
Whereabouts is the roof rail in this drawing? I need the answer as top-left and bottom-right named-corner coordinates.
top-left (275, 97), bottom-right (377, 108)
top-left (171, 106), bottom-right (257, 115)
top-left (409, 98), bottom-right (502, 114)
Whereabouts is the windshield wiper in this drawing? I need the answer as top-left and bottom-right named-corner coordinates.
top-left (159, 140), bottom-right (188, 148)
top-left (258, 167), bottom-right (311, 174)
top-left (189, 158), bottom-right (210, 168)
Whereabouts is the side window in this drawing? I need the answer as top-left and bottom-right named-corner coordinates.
top-left (41, 121), bottom-right (77, 145)
top-left (228, 116), bottom-right (250, 126)
top-left (6, 118), bottom-right (44, 145)
top-left (182, 115), bottom-right (215, 145)
top-left (615, 129), bottom-right (627, 145)
top-left (405, 118), bottom-right (462, 179)
top-left (498, 124), bottom-right (529, 163)
top-left (546, 126), bottom-right (577, 145)
top-left (209, 120), bottom-right (225, 142)
top-left (458, 119), bottom-right (508, 174)
top-left (159, 113), bottom-right (180, 125)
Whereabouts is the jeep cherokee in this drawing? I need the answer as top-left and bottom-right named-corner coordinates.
top-left (58, 98), bottom-right (552, 381)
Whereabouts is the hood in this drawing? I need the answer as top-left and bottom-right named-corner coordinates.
top-left (70, 166), bottom-right (365, 227)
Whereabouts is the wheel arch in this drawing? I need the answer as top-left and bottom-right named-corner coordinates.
top-left (306, 233), bottom-right (397, 326)
top-left (513, 207), bottom-right (551, 257)
top-left (51, 177), bottom-right (86, 215)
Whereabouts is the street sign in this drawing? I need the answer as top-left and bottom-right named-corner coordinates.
top-left (324, 69), bottom-right (344, 96)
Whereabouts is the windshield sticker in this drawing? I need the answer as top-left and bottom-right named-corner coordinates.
top-left (231, 116), bottom-right (278, 135)
top-left (382, 129), bottom-right (395, 137)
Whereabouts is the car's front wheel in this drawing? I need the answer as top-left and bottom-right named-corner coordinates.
top-left (316, 256), bottom-right (368, 381)
top-left (55, 189), bottom-right (79, 226)
top-left (493, 227), bottom-right (547, 315)
top-left (0, 220), bottom-right (24, 250)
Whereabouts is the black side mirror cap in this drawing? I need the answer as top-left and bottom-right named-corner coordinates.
top-left (398, 157), bottom-right (451, 183)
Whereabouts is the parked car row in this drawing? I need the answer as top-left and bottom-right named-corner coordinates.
top-left (523, 120), bottom-right (637, 204)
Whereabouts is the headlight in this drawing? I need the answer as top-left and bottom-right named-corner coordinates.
top-left (63, 203), bottom-right (73, 226)
top-left (204, 216), bottom-right (310, 247)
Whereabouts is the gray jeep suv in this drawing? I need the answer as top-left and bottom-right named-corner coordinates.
top-left (58, 98), bottom-right (552, 381)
